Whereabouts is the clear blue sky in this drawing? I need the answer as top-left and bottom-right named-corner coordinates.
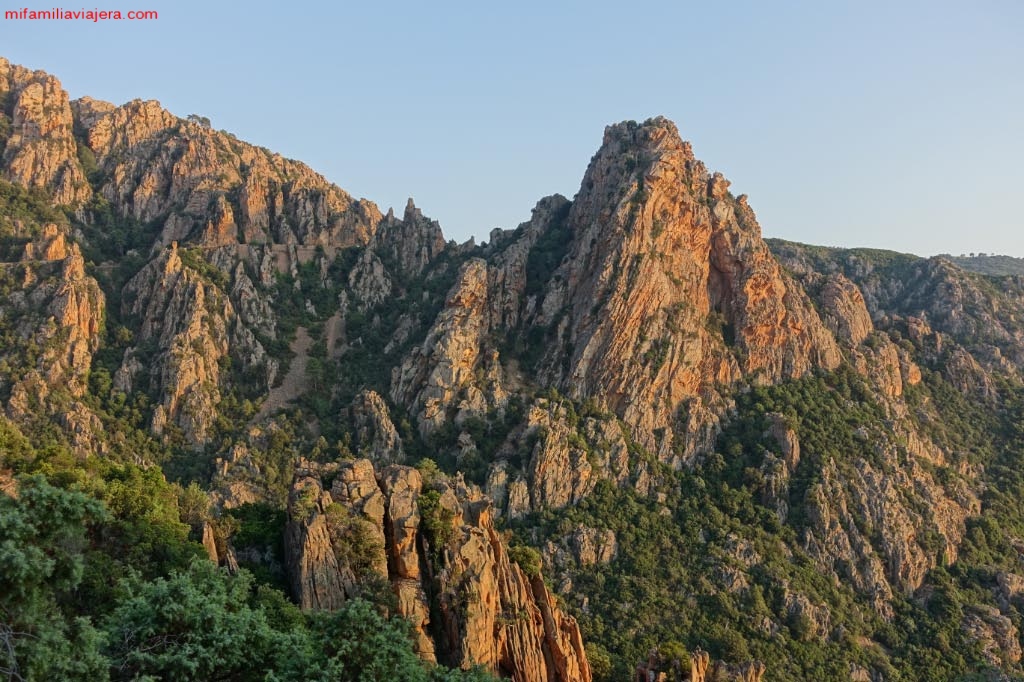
top-left (3, 0), bottom-right (1022, 256)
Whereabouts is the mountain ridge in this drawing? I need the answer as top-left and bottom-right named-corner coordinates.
top-left (2, 56), bottom-right (1024, 682)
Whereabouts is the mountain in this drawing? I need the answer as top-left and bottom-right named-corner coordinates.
top-left (2, 56), bottom-right (1024, 681)
top-left (940, 253), bottom-right (1024, 278)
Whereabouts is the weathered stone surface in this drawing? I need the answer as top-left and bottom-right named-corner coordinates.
top-left (819, 273), bottom-right (873, 345)
top-left (209, 443), bottom-right (263, 510)
top-left (75, 95), bottom-right (380, 248)
top-left (997, 572), bottom-right (1024, 609)
top-left (378, 465), bottom-right (425, 580)
top-left (372, 199), bottom-right (446, 278)
top-left (634, 647), bottom-right (764, 682)
top-left (529, 118), bottom-right (839, 461)
top-left (351, 389), bottom-right (404, 465)
top-left (944, 347), bottom-right (995, 399)
top-left (543, 525), bottom-right (617, 590)
top-left (962, 605), bottom-right (1022, 667)
top-left (285, 461), bottom-right (349, 611)
top-left (0, 58), bottom-right (90, 206)
top-left (431, 484), bottom-right (590, 682)
top-left (1, 226), bottom-right (105, 452)
top-left (284, 459), bottom-right (590, 680)
top-left (348, 249), bottom-right (392, 308)
top-left (803, 454), bottom-right (979, 616)
top-left (11, 58), bottom-right (1024, 681)
top-left (391, 258), bottom-right (506, 435)
top-left (377, 465), bottom-right (436, 661)
top-left (201, 521), bottom-right (219, 563)
top-left (484, 195), bottom-right (571, 331)
top-left (484, 397), bottom-right (635, 519)
top-left (765, 412), bottom-right (799, 471)
top-left (116, 244), bottom-right (232, 445)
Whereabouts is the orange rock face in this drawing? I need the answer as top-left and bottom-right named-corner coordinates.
top-left (0, 57), bottom-right (91, 206)
top-left (286, 459), bottom-right (592, 681)
top-left (532, 118), bottom-right (839, 461)
top-left (76, 96), bottom-right (380, 248)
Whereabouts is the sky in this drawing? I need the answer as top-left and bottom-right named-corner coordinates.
top-left (2, 0), bottom-right (1022, 256)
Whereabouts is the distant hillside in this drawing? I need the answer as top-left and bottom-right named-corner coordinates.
top-left (942, 253), bottom-right (1024, 277)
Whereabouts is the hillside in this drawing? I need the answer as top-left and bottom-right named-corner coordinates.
top-left (942, 254), bottom-right (1024, 277)
top-left (2, 56), bottom-right (1024, 682)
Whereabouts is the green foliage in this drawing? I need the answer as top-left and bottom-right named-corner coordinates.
top-left (658, 640), bottom-right (690, 669)
top-left (425, 400), bottom-right (526, 485)
top-left (0, 476), bottom-right (110, 681)
top-left (0, 98), bottom-right (10, 144)
top-left (103, 560), bottom-right (301, 680)
top-left (178, 247), bottom-right (230, 289)
top-left (325, 502), bottom-right (385, 581)
top-left (586, 642), bottom-right (614, 682)
top-left (416, 458), bottom-right (444, 488)
top-left (943, 253), bottom-right (1024, 277)
top-left (75, 194), bottom-right (161, 265)
top-left (306, 599), bottom-right (496, 682)
top-left (91, 463), bottom-right (203, 580)
top-left (418, 489), bottom-right (455, 563)
top-left (225, 502), bottom-right (288, 590)
top-left (501, 362), bottom-right (1024, 680)
top-left (0, 435), bottom-right (495, 681)
top-left (187, 114), bottom-right (212, 128)
top-left (524, 201), bottom-right (572, 297)
top-left (507, 543), bottom-right (543, 579)
top-left (0, 179), bottom-right (69, 247)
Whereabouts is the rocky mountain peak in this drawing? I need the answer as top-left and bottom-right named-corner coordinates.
top-left (0, 57), bottom-right (90, 206)
top-left (7, 56), bottom-right (1024, 681)
top-left (599, 116), bottom-right (694, 161)
top-left (529, 117), bottom-right (839, 461)
top-left (69, 95), bottom-right (115, 129)
top-left (369, 197), bottom-right (446, 278)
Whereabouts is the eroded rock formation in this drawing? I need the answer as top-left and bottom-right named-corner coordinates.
top-left (286, 458), bottom-right (591, 681)
top-left (0, 57), bottom-right (90, 206)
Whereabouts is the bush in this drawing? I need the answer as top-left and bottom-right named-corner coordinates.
top-left (508, 544), bottom-right (543, 579)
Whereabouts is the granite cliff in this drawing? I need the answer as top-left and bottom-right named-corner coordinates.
top-left (3, 56), bottom-right (1024, 681)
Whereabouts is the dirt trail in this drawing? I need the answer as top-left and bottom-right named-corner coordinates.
top-left (325, 312), bottom-right (344, 359)
top-left (253, 326), bottom-right (312, 421)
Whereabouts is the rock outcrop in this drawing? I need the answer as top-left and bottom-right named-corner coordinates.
top-left (1, 223), bottom-right (105, 452)
top-left (115, 242), bottom-right (272, 445)
top-left (528, 118), bottom-right (839, 461)
top-left (818, 273), bottom-right (874, 345)
top-left (961, 605), bottom-right (1022, 668)
top-left (351, 389), bottom-right (405, 465)
top-left (7, 54), bottom-right (1024, 681)
top-left (634, 648), bottom-right (763, 682)
top-left (0, 57), bottom-right (90, 206)
top-left (391, 258), bottom-right (508, 435)
top-left (770, 240), bottom-right (1024, 377)
top-left (285, 458), bottom-right (591, 681)
top-left (802, 444), bottom-right (980, 615)
top-left (76, 96), bottom-right (380, 250)
top-left (372, 199), bottom-right (446, 279)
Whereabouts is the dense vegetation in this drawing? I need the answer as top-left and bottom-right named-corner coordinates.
top-left (4, 101), bottom-right (1024, 681)
top-left (943, 253), bottom-right (1024, 277)
top-left (0, 420), bottom-right (494, 681)
top-left (511, 366), bottom-right (1024, 681)
top-left (0, 174), bottom-right (497, 681)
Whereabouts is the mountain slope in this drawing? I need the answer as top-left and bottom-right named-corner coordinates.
top-left (2, 56), bottom-right (1024, 682)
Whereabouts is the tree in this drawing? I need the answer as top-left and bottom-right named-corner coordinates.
top-left (586, 643), bottom-right (614, 682)
top-left (304, 599), bottom-right (495, 682)
top-left (0, 476), bottom-right (109, 680)
top-left (103, 560), bottom-right (301, 681)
